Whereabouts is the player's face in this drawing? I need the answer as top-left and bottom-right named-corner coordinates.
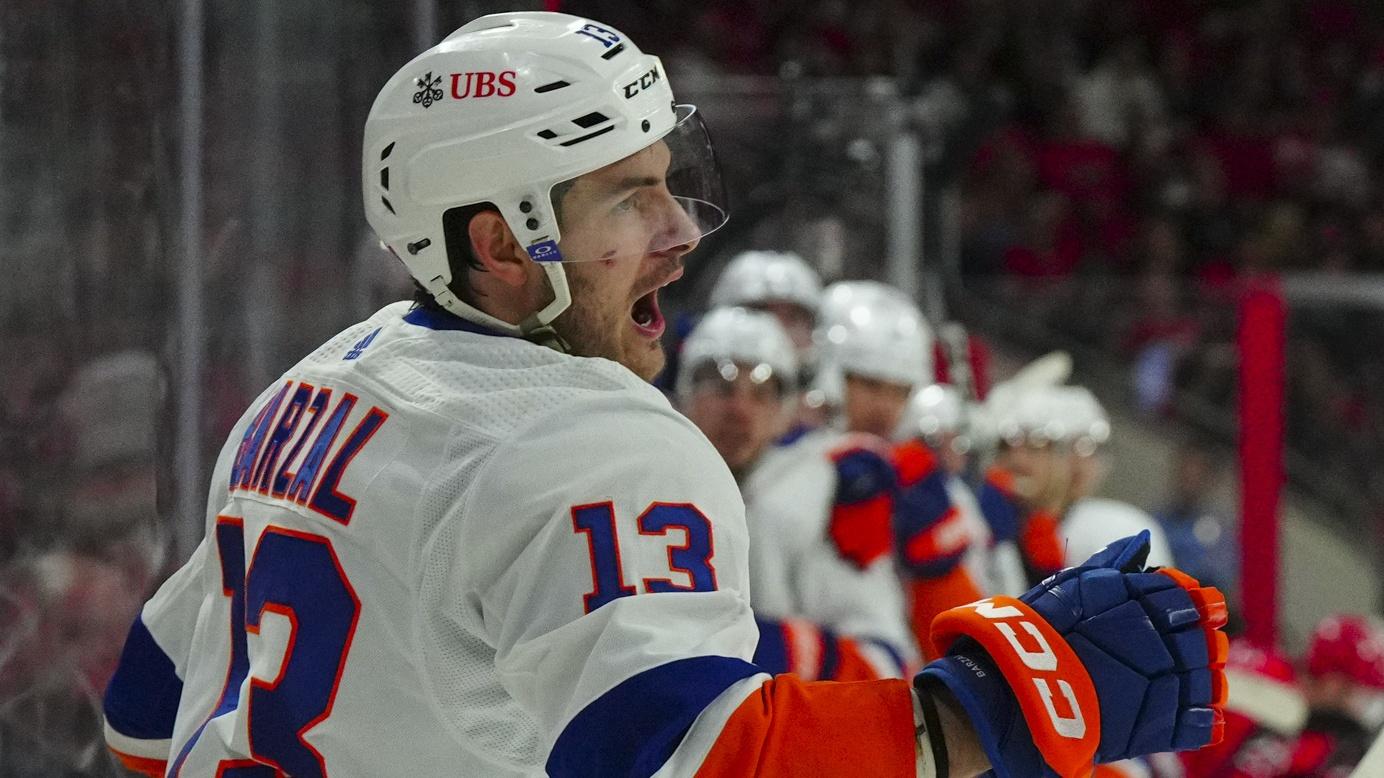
top-left (549, 140), bottom-right (700, 381)
top-left (682, 361), bottom-right (787, 474)
top-left (1067, 450), bottom-right (1102, 499)
top-left (755, 301), bottom-right (816, 354)
top-left (998, 439), bottom-right (1071, 508)
top-left (842, 374), bottom-right (912, 438)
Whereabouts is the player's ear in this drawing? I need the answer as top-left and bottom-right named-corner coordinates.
top-left (468, 210), bottom-right (532, 288)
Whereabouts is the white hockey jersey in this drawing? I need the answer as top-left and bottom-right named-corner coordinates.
top-left (1060, 496), bottom-right (1176, 569)
top-left (101, 303), bottom-right (922, 777)
top-left (740, 429), bottom-right (918, 679)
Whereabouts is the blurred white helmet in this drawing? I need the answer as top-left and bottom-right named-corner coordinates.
top-left (677, 307), bottom-right (798, 401)
top-left (363, 12), bottom-right (728, 336)
top-left (992, 384), bottom-right (1111, 452)
top-left (896, 383), bottom-right (965, 442)
top-left (814, 281), bottom-right (933, 396)
top-left (709, 250), bottom-right (823, 314)
top-left (1058, 386), bottom-right (1111, 455)
top-left (992, 385), bottom-right (1068, 446)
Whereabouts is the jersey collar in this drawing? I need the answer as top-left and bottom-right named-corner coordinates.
top-left (403, 306), bottom-right (509, 338)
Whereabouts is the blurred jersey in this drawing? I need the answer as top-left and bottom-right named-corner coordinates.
top-left (102, 302), bottom-right (921, 777)
top-left (1061, 497), bottom-right (1175, 569)
top-left (741, 429), bottom-right (917, 679)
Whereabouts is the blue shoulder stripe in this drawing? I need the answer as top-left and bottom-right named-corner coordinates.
top-left (102, 615), bottom-right (184, 741)
top-left (403, 306), bottom-right (507, 337)
top-left (547, 655), bottom-right (760, 778)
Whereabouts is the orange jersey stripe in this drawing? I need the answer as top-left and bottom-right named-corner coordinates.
top-left (695, 676), bottom-right (916, 777)
top-left (110, 747), bottom-right (168, 778)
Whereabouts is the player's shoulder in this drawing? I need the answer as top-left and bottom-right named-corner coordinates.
top-left (1064, 497), bottom-right (1153, 529)
top-left (284, 302), bottom-right (672, 438)
top-left (1063, 497), bottom-right (1174, 567)
top-left (771, 427), bottom-right (883, 462)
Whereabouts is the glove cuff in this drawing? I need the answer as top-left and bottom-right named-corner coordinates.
top-left (917, 649), bottom-right (1040, 778)
top-left (930, 597), bottom-right (1100, 778)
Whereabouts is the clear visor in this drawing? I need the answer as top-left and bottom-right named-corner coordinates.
top-left (542, 104), bottom-right (728, 263)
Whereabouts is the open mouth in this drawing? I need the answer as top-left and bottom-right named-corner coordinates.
top-left (631, 287), bottom-right (666, 339)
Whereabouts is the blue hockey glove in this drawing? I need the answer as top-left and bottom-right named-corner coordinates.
top-left (914, 531), bottom-right (1228, 777)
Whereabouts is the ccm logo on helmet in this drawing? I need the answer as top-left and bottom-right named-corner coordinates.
top-left (969, 599), bottom-right (1088, 739)
top-left (623, 66), bottom-right (661, 99)
top-left (450, 70), bottom-right (518, 99)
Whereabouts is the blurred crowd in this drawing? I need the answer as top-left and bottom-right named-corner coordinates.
top-left (3, 0), bottom-right (1384, 773)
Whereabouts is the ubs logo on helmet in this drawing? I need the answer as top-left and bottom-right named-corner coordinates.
top-left (622, 66), bottom-right (661, 99)
top-left (413, 71), bottom-right (444, 108)
top-left (451, 71), bottom-right (518, 99)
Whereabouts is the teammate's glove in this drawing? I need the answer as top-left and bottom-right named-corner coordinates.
top-left (914, 531), bottom-right (1228, 778)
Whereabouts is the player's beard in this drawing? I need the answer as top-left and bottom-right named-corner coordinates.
top-left (549, 262), bottom-right (667, 382)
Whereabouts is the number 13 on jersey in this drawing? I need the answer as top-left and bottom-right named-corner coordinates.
top-left (571, 501), bottom-right (717, 614)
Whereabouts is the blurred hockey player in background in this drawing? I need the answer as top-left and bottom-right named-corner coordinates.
top-left (99, 11), bottom-right (1230, 777)
top-left (1287, 615), bottom-right (1384, 775)
top-left (1049, 385), bottom-right (1175, 568)
top-left (708, 249), bottom-right (826, 435)
top-left (1, 550), bottom-right (146, 776)
top-left (894, 383), bottom-right (1025, 599)
top-left (812, 281), bottom-right (985, 658)
top-left (981, 379), bottom-right (1173, 591)
top-left (678, 307), bottom-right (916, 680)
top-left (1155, 438), bottom-right (1240, 601)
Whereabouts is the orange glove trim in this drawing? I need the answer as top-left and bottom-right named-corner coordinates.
top-left (931, 596), bottom-right (1101, 778)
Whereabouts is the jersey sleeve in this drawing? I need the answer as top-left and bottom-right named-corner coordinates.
top-left (427, 398), bottom-right (919, 777)
top-left (102, 391), bottom-right (258, 774)
top-left (101, 536), bottom-right (211, 774)
top-left (751, 440), bottom-right (917, 679)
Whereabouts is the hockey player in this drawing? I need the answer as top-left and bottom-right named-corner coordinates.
top-left (895, 383), bottom-right (1025, 599)
top-left (709, 250), bottom-right (822, 363)
top-left (812, 282), bottom-right (989, 657)
top-left (102, 12), bottom-right (1229, 777)
top-left (981, 383), bottom-right (1172, 590)
top-left (678, 307), bottom-right (916, 680)
top-left (1049, 386), bottom-right (1175, 568)
top-left (708, 249), bottom-right (827, 435)
top-left (1286, 614), bottom-right (1384, 775)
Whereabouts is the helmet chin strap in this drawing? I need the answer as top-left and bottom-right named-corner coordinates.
top-left (429, 261), bottom-right (575, 354)
top-left (517, 263), bottom-right (574, 353)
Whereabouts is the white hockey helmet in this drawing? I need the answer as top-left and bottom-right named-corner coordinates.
top-left (1056, 386), bottom-right (1111, 456)
top-left (992, 385), bottom-right (1068, 446)
top-left (709, 250), bottom-right (823, 314)
top-left (992, 384), bottom-right (1109, 452)
top-left (677, 307), bottom-right (798, 401)
top-left (814, 281), bottom-right (933, 392)
top-left (363, 12), bottom-right (729, 335)
top-left (896, 383), bottom-right (965, 442)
